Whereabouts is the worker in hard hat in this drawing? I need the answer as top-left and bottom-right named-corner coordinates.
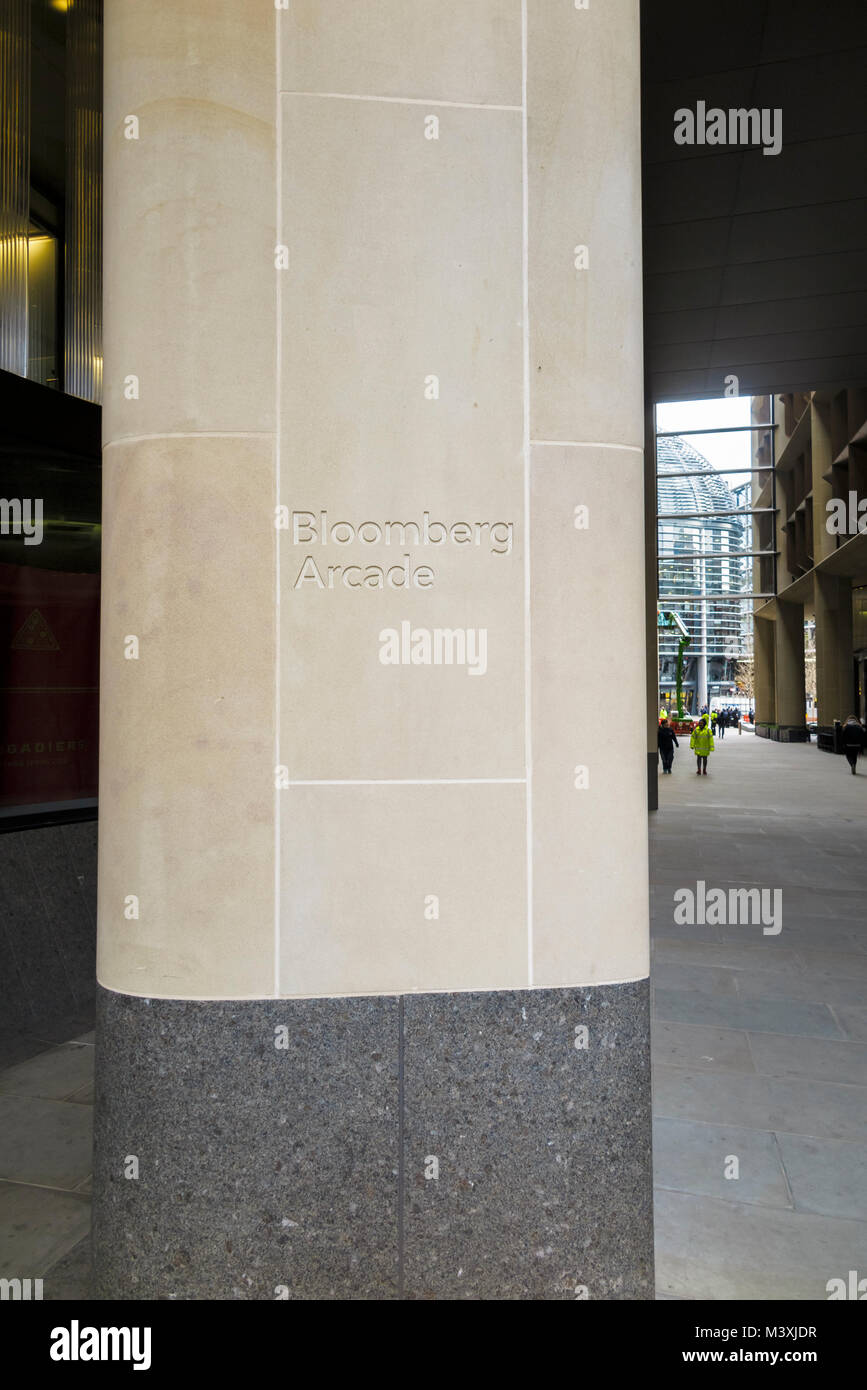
top-left (689, 715), bottom-right (715, 776)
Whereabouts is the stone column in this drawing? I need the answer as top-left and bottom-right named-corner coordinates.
top-left (815, 573), bottom-right (855, 724)
top-left (754, 614), bottom-right (776, 725)
top-left (94, 0), bottom-right (651, 1300)
top-left (775, 601), bottom-right (807, 732)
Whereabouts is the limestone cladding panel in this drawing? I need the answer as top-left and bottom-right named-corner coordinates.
top-left (97, 437), bottom-right (276, 997)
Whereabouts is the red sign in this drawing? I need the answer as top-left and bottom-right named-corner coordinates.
top-left (0, 562), bottom-right (99, 809)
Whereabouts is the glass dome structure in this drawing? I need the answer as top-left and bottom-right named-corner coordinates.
top-left (657, 435), bottom-right (752, 711)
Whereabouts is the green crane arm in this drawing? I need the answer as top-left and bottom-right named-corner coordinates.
top-left (657, 610), bottom-right (692, 721)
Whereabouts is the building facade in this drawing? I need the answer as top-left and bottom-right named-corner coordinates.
top-left (752, 389), bottom-right (867, 740)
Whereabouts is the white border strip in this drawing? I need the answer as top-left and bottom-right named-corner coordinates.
top-left (521, 0), bottom-right (533, 990)
top-left (273, 16), bottom-right (283, 998)
top-left (531, 439), bottom-right (644, 452)
top-left (281, 90), bottom-right (521, 112)
top-left (287, 778), bottom-right (527, 787)
top-left (100, 974), bottom-right (652, 1003)
top-left (104, 431), bottom-right (272, 448)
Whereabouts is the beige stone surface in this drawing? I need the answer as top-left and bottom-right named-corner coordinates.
top-left (280, 95), bottom-right (524, 778)
top-left (280, 96), bottom-right (522, 480)
top-left (99, 0), bottom-right (649, 1000)
top-left (528, 0), bottom-right (643, 447)
top-left (104, 0), bottom-right (274, 121)
top-left (279, 0), bottom-right (521, 107)
top-left (102, 4), bottom-right (275, 443)
top-left (97, 437), bottom-right (275, 998)
top-left (280, 784), bottom-right (527, 996)
top-left (530, 445), bottom-right (650, 985)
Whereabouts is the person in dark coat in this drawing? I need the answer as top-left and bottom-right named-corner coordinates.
top-left (657, 718), bottom-right (679, 774)
top-left (841, 716), bottom-right (866, 775)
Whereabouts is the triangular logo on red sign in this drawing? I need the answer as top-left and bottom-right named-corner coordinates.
top-left (11, 608), bottom-right (61, 652)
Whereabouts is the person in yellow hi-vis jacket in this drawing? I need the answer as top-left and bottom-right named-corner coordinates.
top-left (689, 715), bottom-right (715, 775)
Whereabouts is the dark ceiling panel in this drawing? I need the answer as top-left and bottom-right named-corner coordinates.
top-left (644, 219), bottom-right (732, 274)
top-left (725, 200), bottom-right (867, 262)
top-left (760, 0), bottom-right (867, 62)
top-left (642, 0), bottom-right (867, 401)
top-left (641, 0), bottom-right (766, 80)
top-left (735, 135), bottom-right (867, 215)
top-left (719, 251), bottom-right (867, 305)
top-left (713, 292), bottom-right (867, 341)
top-left (644, 267), bottom-right (725, 314)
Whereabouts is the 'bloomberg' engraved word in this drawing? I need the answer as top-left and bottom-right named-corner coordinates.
top-left (379, 622), bottom-right (487, 676)
top-left (673, 102), bottom-right (782, 156)
top-left (288, 510), bottom-right (513, 554)
top-left (283, 509), bottom-right (514, 592)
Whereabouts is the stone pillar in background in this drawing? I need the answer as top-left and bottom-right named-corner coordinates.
top-left (94, 0), bottom-right (651, 1299)
top-left (815, 573), bottom-right (855, 724)
top-left (775, 601), bottom-right (807, 732)
top-left (754, 614), bottom-right (776, 725)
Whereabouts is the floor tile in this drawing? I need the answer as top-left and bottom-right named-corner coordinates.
top-left (653, 1116), bottom-right (791, 1208)
top-left (650, 962), bottom-right (739, 997)
top-left (0, 1044), bottom-right (94, 1102)
top-left (654, 989), bottom-right (842, 1039)
top-left (775, 1134), bottom-right (867, 1221)
top-left (0, 1095), bottom-right (93, 1190)
top-left (834, 1006), bottom-right (867, 1042)
top-left (655, 1188), bottom-right (867, 1300)
top-left (0, 1181), bottom-right (91, 1279)
top-left (651, 1020), bottom-right (754, 1073)
top-left (653, 1064), bottom-right (867, 1143)
top-left (747, 1033), bottom-right (867, 1087)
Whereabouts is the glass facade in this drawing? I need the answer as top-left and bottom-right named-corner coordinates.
top-left (0, 0), bottom-right (102, 402)
top-left (656, 398), bottom-right (768, 713)
top-left (0, 0), bottom-right (103, 823)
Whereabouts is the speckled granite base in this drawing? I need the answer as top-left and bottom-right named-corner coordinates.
top-left (93, 981), bottom-right (652, 1300)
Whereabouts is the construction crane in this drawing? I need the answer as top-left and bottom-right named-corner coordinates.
top-left (657, 610), bottom-right (691, 721)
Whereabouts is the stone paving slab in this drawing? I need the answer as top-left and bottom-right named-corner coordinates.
top-left (774, 1134), bottom-right (867, 1221)
top-left (654, 989), bottom-right (843, 1038)
top-left (0, 1180), bottom-right (91, 1279)
top-left (0, 1094), bottom-right (93, 1190)
top-left (652, 1020), bottom-right (755, 1073)
top-left (653, 1116), bottom-right (791, 1209)
top-left (654, 1064), bottom-right (867, 1143)
top-left (0, 1043), bottom-right (94, 1102)
top-left (655, 1188), bottom-right (867, 1301)
top-left (746, 1033), bottom-right (867, 1087)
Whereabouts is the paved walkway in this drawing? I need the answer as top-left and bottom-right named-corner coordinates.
top-left (0, 1018), bottom-right (93, 1298)
top-left (652, 728), bottom-right (867, 1299)
top-left (3, 729), bottom-right (865, 1301)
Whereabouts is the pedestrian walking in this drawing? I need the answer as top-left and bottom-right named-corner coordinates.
top-left (841, 715), bottom-right (866, 775)
top-left (689, 715), bottom-right (714, 775)
top-left (658, 717), bottom-right (679, 774)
